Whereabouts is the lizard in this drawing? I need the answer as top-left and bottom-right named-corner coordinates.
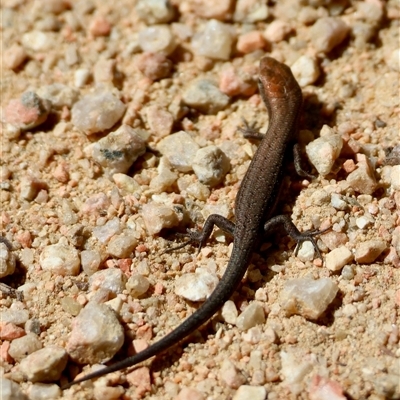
top-left (63, 56), bottom-right (325, 389)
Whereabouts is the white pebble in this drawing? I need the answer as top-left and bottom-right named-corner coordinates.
top-left (310, 17), bottom-right (350, 53)
top-left (18, 346), bottom-right (68, 382)
top-left (306, 127), bottom-right (343, 176)
top-left (233, 0), bottom-right (269, 23)
top-left (126, 274), bottom-right (150, 298)
top-left (28, 383), bottom-right (61, 400)
top-left (233, 385), bottom-right (267, 400)
top-left (280, 278), bottom-right (338, 320)
top-left (0, 378), bottom-right (27, 400)
top-left (107, 232), bottom-right (138, 258)
top-left (326, 246), bottom-right (354, 272)
top-left (182, 79), bottom-right (230, 114)
top-left (390, 165), bottom-right (400, 190)
top-left (280, 350), bottom-right (313, 386)
top-left (138, 25), bottom-right (176, 55)
top-left (80, 249), bottom-right (102, 276)
top-left (191, 20), bottom-right (233, 60)
top-left (0, 308), bottom-right (29, 326)
top-left (9, 333), bottom-right (42, 362)
top-left (92, 217), bottom-right (122, 243)
top-left (89, 268), bottom-right (127, 296)
top-left (113, 173), bottom-right (141, 193)
top-left (141, 203), bottom-right (179, 235)
top-left (74, 68), bottom-right (91, 87)
top-left (157, 131), bottom-right (200, 172)
top-left (192, 145), bottom-right (230, 187)
top-left (236, 302), bottom-right (265, 331)
top-left (175, 271), bottom-right (219, 302)
top-left (39, 243), bottom-right (80, 276)
top-left (21, 30), bottom-right (56, 51)
top-left (330, 193), bottom-right (348, 211)
top-left (346, 155), bottom-right (377, 195)
top-left (296, 240), bottom-right (316, 263)
top-left (0, 242), bottom-right (16, 278)
top-left (387, 48), bottom-right (400, 72)
top-left (66, 302), bottom-right (124, 364)
top-left (135, 0), bottom-right (174, 24)
top-left (71, 91), bottom-right (126, 135)
top-left (354, 239), bottom-right (386, 264)
top-left (290, 55), bottom-right (320, 87)
top-left (221, 300), bottom-right (238, 325)
top-left (220, 359), bottom-right (246, 389)
top-left (89, 125), bottom-right (146, 175)
top-left (37, 83), bottom-right (79, 109)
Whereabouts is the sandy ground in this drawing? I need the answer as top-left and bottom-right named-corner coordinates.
top-left (1, 0), bottom-right (399, 399)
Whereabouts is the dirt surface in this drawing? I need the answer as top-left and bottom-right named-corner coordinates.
top-left (1, 0), bottom-right (399, 399)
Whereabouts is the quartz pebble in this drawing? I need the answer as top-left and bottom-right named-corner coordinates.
top-left (19, 176), bottom-right (46, 201)
top-left (236, 302), bottom-right (265, 331)
top-left (234, 0), bottom-right (269, 23)
top-left (141, 203), bottom-right (180, 235)
top-left (233, 385), bottom-right (267, 400)
top-left (191, 0), bottom-right (231, 19)
top-left (89, 268), bottom-right (127, 297)
top-left (135, 0), bottom-right (174, 24)
top-left (175, 271), bottom-right (219, 302)
top-left (71, 91), bottom-right (126, 135)
top-left (5, 92), bottom-right (51, 131)
top-left (37, 83), bottom-right (79, 109)
top-left (326, 246), bottom-right (354, 272)
top-left (136, 52), bottom-right (172, 81)
top-left (219, 66), bottom-right (258, 97)
top-left (221, 300), bottom-right (238, 325)
top-left (306, 128), bottom-right (343, 176)
top-left (0, 242), bottom-right (16, 278)
top-left (150, 157), bottom-right (178, 192)
top-left (389, 165), bottom-right (400, 190)
top-left (191, 20), bottom-right (233, 60)
top-left (107, 232), bottom-right (138, 258)
top-left (0, 378), bottom-right (27, 400)
top-left (4, 44), bottom-right (27, 70)
top-left (264, 20), bottom-right (292, 43)
top-left (291, 55), bottom-right (320, 87)
top-left (80, 250), bottom-right (102, 276)
top-left (310, 17), bottom-right (350, 53)
top-left (346, 154), bottom-right (377, 195)
top-left (236, 31), bottom-right (266, 54)
top-left (28, 383), bottom-right (61, 400)
top-left (21, 31), bottom-right (56, 51)
top-left (145, 105), bottom-right (174, 138)
top-left (92, 217), bottom-right (122, 243)
top-left (157, 131), bottom-right (200, 172)
top-left (0, 309), bottom-right (29, 326)
top-left (74, 68), bottom-right (91, 88)
top-left (308, 375), bottom-right (346, 400)
top-left (296, 241), bottom-right (316, 262)
top-left (18, 346), bottom-right (68, 382)
top-left (280, 350), bottom-right (313, 388)
top-left (280, 278), bottom-right (338, 320)
top-left (39, 243), bottom-right (80, 276)
top-left (66, 302), bottom-right (124, 364)
top-left (126, 274), bottom-right (150, 298)
top-left (8, 333), bottom-right (42, 362)
top-left (138, 25), bottom-right (176, 55)
top-left (354, 239), bottom-right (386, 263)
top-left (192, 145), bottom-right (230, 187)
top-left (89, 125), bottom-right (146, 175)
top-left (220, 359), bottom-right (246, 389)
top-left (113, 173), bottom-right (141, 193)
top-left (182, 79), bottom-right (230, 114)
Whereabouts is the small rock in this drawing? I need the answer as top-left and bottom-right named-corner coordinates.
top-left (39, 243), bottom-right (80, 276)
top-left (387, 48), bottom-right (400, 72)
top-left (89, 268), bottom-right (127, 297)
top-left (264, 20), bottom-right (292, 43)
top-left (74, 68), bottom-right (91, 88)
top-left (236, 302), bottom-right (265, 331)
top-left (390, 165), bottom-right (400, 190)
top-left (28, 383), bottom-right (62, 400)
top-left (71, 91), bottom-right (126, 135)
top-left (89, 16), bottom-right (111, 37)
top-left (177, 387), bottom-right (205, 400)
top-left (81, 193), bottom-right (111, 215)
top-left (18, 346), bottom-right (68, 382)
top-left (113, 173), bottom-right (141, 194)
top-left (5, 92), bottom-right (51, 131)
top-left (0, 322), bottom-right (26, 340)
top-left (8, 333), bottom-right (42, 362)
top-left (236, 31), bottom-right (266, 54)
top-left (0, 309), bottom-right (29, 326)
top-left (330, 193), bottom-right (348, 211)
top-left (19, 176), bottom-right (47, 201)
top-left (0, 378), bottom-right (27, 400)
top-left (220, 359), bottom-right (246, 389)
top-left (93, 58), bottom-right (117, 86)
top-left (138, 25), bottom-right (176, 55)
top-left (280, 278), bottom-right (338, 320)
top-left (0, 242), bottom-right (16, 278)
top-left (296, 241), bottom-right (316, 263)
top-left (306, 128), bottom-right (343, 176)
top-left (157, 131), bottom-right (200, 172)
top-left (182, 79), bottom-right (230, 114)
top-left (192, 145), bottom-right (230, 187)
top-left (291, 55), bottom-right (320, 87)
top-left (66, 302), bottom-right (124, 364)
top-left (37, 83), bottom-right (79, 109)
top-left (136, 52), bottom-right (173, 81)
top-left (21, 31), bottom-right (56, 51)
top-left (92, 217), bottom-right (122, 243)
top-left (126, 366), bottom-right (152, 393)
top-left (280, 350), bottom-right (313, 387)
top-left (141, 203), bottom-right (180, 235)
top-left (219, 66), bottom-right (258, 97)
top-left (310, 17), bottom-right (350, 53)
top-left (126, 274), bottom-right (150, 298)
top-left (4, 44), bottom-right (27, 70)
top-left (107, 232), bottom-right (138, 258)
top-left (150, 157), bottom-right (178, 192)
top-left (135, 0), bottom-right (174, 24)
top-left (221, 300), bottom-right (238, 325)
top-left (308, 375), bottom-right (346, 400)
top-left (326, 246), bottom-right (354, 272)
top-left (346, 157), bottom-right (377, 195)
top-left (355, 239), bottom-right (386, 264)
top-left (144, 105), bottom-right (174, 138)
top-left (175, 271), bottom-right (219, 302)
top-left (80, 250), bottom-right (102, 276)
top-left (234, 0), bottom-right (269, 23)
top-left (191, 20), bottom-right (233, 60)
top-left (89, 125), bottom-right (146, 175)
top-left (233, 385), bottom-right (267, 400)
